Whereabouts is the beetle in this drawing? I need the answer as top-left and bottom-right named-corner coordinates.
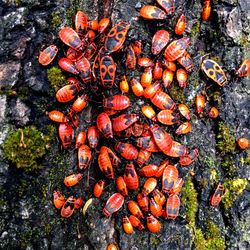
top-left (202, 0), bottom-right (211, 21)
top-left (153, 61), bottom-right (163, 80)
top-left (236, 59), bottom-right (250, 77)
top-left (106, 243), bottom-right (119, 250)
top-left (84, 29), bottom-right (96, 42)
top-left (129, 215), bottom-right (145, 230)
top-left (104, 22), bottom-right (130, 53)
top-left (152, 189), bottom-right (166, 206)
top-left (103, 95), bottom-right (130, 111)
top-left (59, 27), bottom-right (84, 52)
top-left (150, 198), bottom-right (163, 217)
top-left (179, 148), bottom-right (199, 166)
top-left (61, 196), bottom-right (76, 218)
top-left (141, 105), bottom-right (157, 121)
top-left (119, 75), bottom-right (129, 93)
top-left (175, 122), bottom-right (192, 135)
top-left (211, 183), bottom-right (225, 206)
top-left (93, 180), bottom-right (105, 198)
top-left (100, 55), bottom-right (116, 88)
top-left (201, 59), bottom-right (228, 86)
top-left (176, 68), bottom-right (188, 88)
top-left (177, 52), bottom-right (194, 72)
top-left (103, 193), bottom-right (124, 217)
top-left (71, 94), bottom-right (88, 113)
top-left (56, 79), bottom-right (82, 103)
top-left (237, 138), bottom-right (249, 150)
top-left (164, 37), bottom-right (191, 62)
top-left (162, 59), bottom-right (177, 72)
top-left (170, 178), bottom-right (184, 195)
top-left (131, 122), bottom-right (144, 137)
top-left (98, 146), bottom-right (114, 179)
top-left (138, 164), bottom-right (158, 177)
top-left (196, 94), bottom-right (206, 114)
top-left (58, 58), bottom-right (79, 75)
top-left (128, 200), bottom-right (144, 219)
top-left (175, 14), bottom-right (186, 35)
top-left (143, 82), bottom-right (162, 99)
top-left (116, 176), bottom-right (128, 196)
top-left (140, 5), bottom-right (167, 20)
top-left (162, 69), bottom-right (174, 88)
top-left (48, 110), bottom-right (69, 123)
top-left (166, 141), bottom-right (188, 157)
top-left (83, 42), bottom-right (97, 60)
top-left (115, 142), bottom-right (138, 160)
top-left (75, 11), bottom-right (88, 35)
top-left (53, 191), bottom-right (65, 209)
top-left (64, 173), bottom-right (83, 187)
top-left (112, 114), bottom-right (139, 132)
top-left (131, 40), bottom-right (142, 57)
top-left (58, 122), bottom-right (73, 149)
top-left (151, 30), bottom-right (170, 55)
top-left (208, 107), bottom-right (219, 119)
top-left (178, 103), bottom-right (191, 120)
top-left (135, 135), bottom-right (160, 153)
top-left (38, 45), bottom-right (58, 66)
top-left (136, 149), bottom-right (151, 166)
top-left (146, 214), bottom-right (161, 233)
top-left (74, 197), bottom-right (83, 209)
top-left (142, 178), bottom-right (157, 196)
top-left (78, 144), bottom-right (91, 169)
top-left (166, 194), bottom-right (180, 219)
top-left (150, 124), bottom-right (173, 155)
top-left (137, 57), bottom-right (154, 67)
top-left (157, 109), bottom-right (178, 125)
top-left (98, 17), bottom-right (110, 34)
top-left (105, 146), bottom-right (120, 166)
top-left (141, 67), bottom-right (153, 87)
top-left (96, 112), bottom-right (113, 138)
top-left (75, 57), bottom-right (92, 84)
top-left (155, 160), bottom-right (169, 178)
top-left (87, 20), bottom-right (99, 30)
top-left (137, 193), bottom-right (149, 212)
top-left (122, 216), bottom-right (133, 234)
top-left (162, 165), bottom-right (178, 193)
top-left (76, 131), bottom-right (87, 148)
top-left (156, 0), bottom-right (175, 14)
top-left (130, 78), bottom-right (144, 97)
top-left (87, 126), bottom-right (99, 148)
top-left (126, 45), bottom-right (136, 69)
top-left (124, 163), bottom-right (139, 190)
top-left (151, 90), bottom-right (176, 110)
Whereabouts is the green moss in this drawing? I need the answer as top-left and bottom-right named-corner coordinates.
top-left (222, 178), bottom-right (247, 209)
top-left (2, 125), bottom-right (55, 171)
top-left (221, 156), bottom-right (236, 177)
top-left (216, 122), bottom-right (236, 154)
top-left (181, 177), bottom-right (198, 225)
top-left (51, 11), bottom-right (63, 28)
top-left (0, 90), bottom-right (17, 96)
top-left (66, 0), bottom-right (81, 26)
top-left (204, 220), bottom-right (226, 250)
top-left (191, 21), bottom-right (201, 39)
top-left (47, 67), bottom-right (66, 92)
top-left (168, 84), bottom-right (186, 104)
top-left (194, 228), bottom-right (206, 250)
top-left (199, 178), bottom-right (209, 188)
top-left (15, 0), bottom-right (21, 6)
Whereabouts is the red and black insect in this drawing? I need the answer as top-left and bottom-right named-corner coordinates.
top-left (103, 193), bottom-right (124, 217)
top-left (100, 55), bottom-right (116, 88)
top-left (38, 45), bottom-right (58, 66)
top-left (103, 95), bottom-right (130, 111)
top-left (78, 144), bottom-right (92, 169)
top-left (96, 112), bottom-right (113, 138)
top-left (112, 114), bottom-right (139, 132)
top-left (115, 142), bottom-right (138, 160)
top-left (58, 122), bottom-right (73, 149)
top-left (104, 22), bottom-right (130, 53)
top-left (124, 163), bottom-right (139, 190)
top-left (211, 183), bottom-right (225, 206)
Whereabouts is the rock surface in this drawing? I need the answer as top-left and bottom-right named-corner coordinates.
top-left (0, 0), bottom-right (249, 250)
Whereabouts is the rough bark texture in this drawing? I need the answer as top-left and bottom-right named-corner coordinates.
top-left (0, 0), bottom-right (249, 250)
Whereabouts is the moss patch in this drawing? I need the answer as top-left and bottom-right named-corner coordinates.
top-left (168, 84), bottom-right (186, 104)
top-left (47, 67), bottom-right (66, 92)
top-left (51, 11), bottom-right (63, 28)
top-left (222, 178), bottom-right (247, 209)
top-left (181, 177), bottom-right (198, 225)
top-left (221, 156), bottom-right (236, 177)
top-left (2, 125), bottom-right (55, 171)
top-left (216, 122), bottom-right (235, 154)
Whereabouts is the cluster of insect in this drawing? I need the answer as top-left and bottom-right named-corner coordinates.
top-left (38, 0), bottom-right (250, 236)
